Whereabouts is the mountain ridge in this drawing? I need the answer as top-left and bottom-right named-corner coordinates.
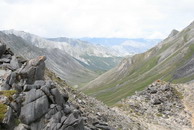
top-left (83, 21), bottom-right (194, 106)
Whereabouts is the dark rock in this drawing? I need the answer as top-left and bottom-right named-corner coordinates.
top-left (9, 72), bottom-right (16, 86)
top-left (34, 80), bottom-right (45, 87)
top-left (0, 83), bottom-right (11, 90)
top-left (151, 98), bottom-right (162, 105)
top-left (18, 56), bottom-right (46, 84)
top-left (95, 123), bottom-right (112, 130)
top-left (61, 116), bottom-right (67, 123)
top-left (23, 84), bottom-right (38, 91)
top-left (12, 83), bottom-right (23, 92)
top-left (62, 93), bottom-right (69, 103)
top-left (0, 58), bottom-right (11, 63)
top-left (51, 88), bottom-right (65, 106)
top-left (10, 56), bottom-right (21, 70)
top-left (63, 104), bottom-right (72, 115)
top-left (20, 95), bottom-right (49, 125)
top-left (0, 43), bottom-right (6, 58)
top-left (23, 89), bottom-right (45, 105)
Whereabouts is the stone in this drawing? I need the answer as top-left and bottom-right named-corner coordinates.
top-left (53, 111), bottom-right (62, 122)
top-left (61, 116), bottom-right (67, 123)
top-left (0, 43), bottom-right (6, 58)
top-left (0, 58), bottom-right (11, 63)
top-left (23, 84), bottom-right (38, 91)
top-left (12, 83), bottom-right (23, 92)
top-left (23, 89), bottom-right (45, 105)
top-left (63, 104), bottom-right (72, 115)
top-left (20, 95), bottom-right (49, 125)
top-left (62, 93), bottom-right (69, 103)
top-left (18, 56), bottom-right (46, 84)
top-left (9, 72), bottom-right (16, 86)
top-left (14, 123), bottom-right (30, 130)
top-left (51, 88), bottom-right (65, 106)
top-left (62, 110), bottom-right (84, 129)
top-left (95, 124), bottom-right (112, 130)
top-left (34, 80), bottom-right (45, 87)
top-left (10, 56), bottom-right (21, 70)
top-left (0, 83), bottom-right (11, 90)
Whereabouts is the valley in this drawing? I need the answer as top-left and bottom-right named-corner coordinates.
top-left (0, 19), bottom-right (194, 130)
top-left (83, 21), bottom-right (194, 106)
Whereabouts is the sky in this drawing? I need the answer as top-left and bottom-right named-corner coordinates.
top-left (0, 0), bottom-right (194, 39)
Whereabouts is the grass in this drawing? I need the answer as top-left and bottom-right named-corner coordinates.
top-left (0, 90), bottom-right (17, 122)
top-left (83, 38), bottom-right (194, 106)
top-left (0, 90), bottom-right (17, 98)
top-left (84, 55), bottom-right (161, 106)
top-left (45, 68), bottom-right (68, 87)
top-left (172, 88), bottom-right (184, 99)
top-left (0, 104), bottom-right (7, 122)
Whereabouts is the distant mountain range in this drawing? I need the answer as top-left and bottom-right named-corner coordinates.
top-left (83, 21), bottom-right (194, 106)
top-left (0, 31), bottom-right (98, 87)
top-left (80, 37), bottom-right (161, 55)
top-left (1, 30), bottom-right (161, 88)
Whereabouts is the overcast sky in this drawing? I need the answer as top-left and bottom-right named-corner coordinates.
top-left (0, 0), bottom-right (193, 39)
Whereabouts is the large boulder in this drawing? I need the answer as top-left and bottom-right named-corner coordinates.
top-left (18, 56), bottom-right (46, 84)
top-left (20, 95), bottom-right (49, 125)
top-left (10, 56), bottom-right (21, 70)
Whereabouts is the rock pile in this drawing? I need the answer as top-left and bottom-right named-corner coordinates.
top-left (0, 43), bottom-right (115, 130)
top-left (115, 80), bottom-right (192, 130)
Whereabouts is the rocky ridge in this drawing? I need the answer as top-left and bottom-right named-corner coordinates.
top-left (0, 42), bottom-right (144, 130)
top-left (113, 80), bottom-right (194, 130)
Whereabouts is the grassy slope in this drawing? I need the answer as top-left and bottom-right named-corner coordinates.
top-left (79, 55), bottom-right (122, 73)
top-left (83, 23), bottom-right (194, 106)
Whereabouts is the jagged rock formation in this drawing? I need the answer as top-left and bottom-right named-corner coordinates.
top-left (0, 43), bottom-right (144, 130)
top-left (113, 80), bottom-right (194, 130)
top-left (168, 29), bottom-right (179, 37)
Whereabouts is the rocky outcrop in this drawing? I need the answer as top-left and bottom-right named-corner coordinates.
top-left (114, 80), bottom-right (193, 130)
top-left (0, 44), bottom-right (118, 130)
top-left (168, 29), bottom-right (179, 38)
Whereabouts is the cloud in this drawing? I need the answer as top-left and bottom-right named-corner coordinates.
top-left (0, 0), bottom-right (193, 39)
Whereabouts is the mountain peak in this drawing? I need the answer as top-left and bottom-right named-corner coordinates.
top-left (168, 29), bottom-right (179, 37)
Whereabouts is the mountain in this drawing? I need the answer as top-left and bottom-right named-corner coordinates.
top-left (0, 45), bottom-right (143, 130)
top-left (0, 31), bottom-right (97, 87)
top-left (80, 38), bottom-right (161, 55)
top-left (83, 21), bottom-right (194, 106)
top-left (1, 41), bottom-right (193, 130)
top-left (4, 30), bottom-right (123, 73)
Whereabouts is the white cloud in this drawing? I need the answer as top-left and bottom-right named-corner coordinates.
top-left (0, 0), bottom-right (193, 39)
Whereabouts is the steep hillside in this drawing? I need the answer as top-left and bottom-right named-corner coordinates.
top-left (0, 43), bottom-right (144, 130)
top-left (83, 21), bottom-right (194, 106)
top-left (0, 32), bottom-right (97, 87)
top-left (4, 30), bottom-right (122, 72)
